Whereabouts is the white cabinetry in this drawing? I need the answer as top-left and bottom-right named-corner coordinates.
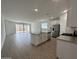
top-left (57, 40), bottom-right (63, 59)
top-left (67, 0), bottom-right (77, 27)
top-left (67, 9), bottom-right (72, 27)
top-left (67, 9), bottom-right (77, 27)
top-left (57, 40), bottom-right (77, 59)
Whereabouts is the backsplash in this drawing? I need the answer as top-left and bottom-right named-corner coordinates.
top-left (66, 27), bottom-right (77, 34)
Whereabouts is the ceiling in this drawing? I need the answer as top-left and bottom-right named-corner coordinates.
top-left (1, 0), bottom-right (72, 22)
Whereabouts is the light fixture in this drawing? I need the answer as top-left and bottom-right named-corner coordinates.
top-left (50, 16), bottom-right (54, 19)
top-left (34, 9), bottom-right (38, 12)
top-left (63, 10), bottom-right (68, 13)
top-left (61, 9), bottom-right (68, 14)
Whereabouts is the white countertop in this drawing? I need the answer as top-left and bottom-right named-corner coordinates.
top-left (57, 35), bottom-right (77, 44)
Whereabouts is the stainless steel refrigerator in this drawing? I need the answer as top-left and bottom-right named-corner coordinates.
top-left (51, 24), bottom-right (60, 38)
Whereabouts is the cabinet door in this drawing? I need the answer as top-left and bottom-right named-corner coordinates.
top-left (67, 0), bottom-right (77, 27)
top-left (62, 41), bottom-right (77, 59)
top-left (67, 9), bottom-right (72, 27)
top-left (57, 40), bottom-right (77, 59)
top-left (57, 40), bottom-right (64, 59)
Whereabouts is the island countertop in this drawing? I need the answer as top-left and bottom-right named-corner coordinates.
top-left (56, 35), bottom-right (77, 44)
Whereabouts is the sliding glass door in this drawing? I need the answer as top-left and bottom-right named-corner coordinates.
top-left (16, 24), bottom-right (23, 32)
top-left (16, 23), bottom-right (30, 33)
top-left (23, 24), bottom-right (30, 32)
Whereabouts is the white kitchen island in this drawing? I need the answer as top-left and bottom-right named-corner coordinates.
top-left (31, 32), bottom-right (48, 46)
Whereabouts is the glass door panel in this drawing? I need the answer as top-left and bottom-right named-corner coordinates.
top-left (16, 24), bottom-right (23, 32)
top-left (24, 24), bottom-right (30, 32)
top-left (16, 24), bottom-right (30, 33)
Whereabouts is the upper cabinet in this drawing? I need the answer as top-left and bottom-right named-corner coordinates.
top-left (67, 9), bottom-right (77, 27)
top-left (67, 0), bottom-right (77, 27)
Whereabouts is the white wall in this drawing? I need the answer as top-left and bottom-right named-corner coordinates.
top-left (1, 18), bottom-right (16, 50)
top-left (31, 21), bottom-right (50, 33)
top-left (5, 20), bottom-right (16, 36)
top-left (31, 21), bottom-right (41, 34)
top-left (1, 17), bottom-right (6, 50)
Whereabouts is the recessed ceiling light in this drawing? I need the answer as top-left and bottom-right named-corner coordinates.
top-left (50, 16), bottom-right (54, 19)
top-left (34, 9), bottom-right (38, 12)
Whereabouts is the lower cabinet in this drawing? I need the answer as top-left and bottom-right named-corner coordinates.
top-left (57, 40), bottom-right (77, 59)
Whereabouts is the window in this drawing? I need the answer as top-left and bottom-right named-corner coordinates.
top-left (41, 22), bottom-right (48, 29)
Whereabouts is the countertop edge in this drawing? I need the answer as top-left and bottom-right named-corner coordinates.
top-left (52, 36), bottom-right (77, 44)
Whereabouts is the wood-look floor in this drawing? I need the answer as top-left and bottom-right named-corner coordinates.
top-left (1, 32), bottom-right (56, 59)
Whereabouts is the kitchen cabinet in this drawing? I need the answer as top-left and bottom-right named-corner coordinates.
top-left (67, 9), bottom-right (72, 27)
top-left (57, 40), bottom-right (77, 59)
top-left (67, 0), bottom-right (77, 27)
top-left (67, 9), bottom-right (77, 27)
top-left (57, 40), bottom-right (63, 59)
